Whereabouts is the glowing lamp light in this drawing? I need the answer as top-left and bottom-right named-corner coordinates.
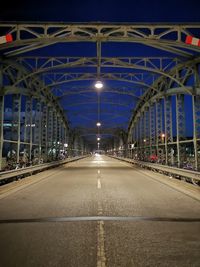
top-left (96, 122), bottom-right (101, 127)
top-left (64, 143), bottom-right (68, 148)
top-left (97, 137), bottom-right (101, 141)
top-left (161, 133), bottom-right (165, 138)
top-left (95, 80), bottom-right (103, 89)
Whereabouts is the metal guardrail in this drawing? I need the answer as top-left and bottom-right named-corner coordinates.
top-left (110, 156), bottom-right (200, 185)
top-left (0, 155), bottom-right (88, 183)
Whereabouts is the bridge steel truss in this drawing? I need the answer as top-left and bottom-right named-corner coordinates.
top-left (0, 22), bottom-right (200, 170)
top-left (0, 61), bottom-right (72, 170)
top-left (127, 58), bottom-right (200, 170)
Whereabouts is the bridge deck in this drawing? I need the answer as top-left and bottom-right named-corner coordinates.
top-left (0, 155), bottom-right (200, 267)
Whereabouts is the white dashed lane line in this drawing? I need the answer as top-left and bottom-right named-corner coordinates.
top-left (97, 179), bottom-right (101, 189)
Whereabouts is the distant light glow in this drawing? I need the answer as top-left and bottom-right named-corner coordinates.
top-left (97, 137), bottom-right (101, 141)
top-left (143, 139), bottom-right (146, 142)
top-left (64, 143), bottom-right (68, 148)
top-left (96, 122), bottom-right (101, 127)
top-left (161, 133), bottom-right (165, 138)
top-left (95, 80), bottom-right (103, 89)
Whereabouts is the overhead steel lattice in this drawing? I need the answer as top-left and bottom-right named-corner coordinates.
top-left (0, 22), bottom-right (200, 170)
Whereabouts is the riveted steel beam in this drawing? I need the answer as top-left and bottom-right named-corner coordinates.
top-left (0, 23), bottom-right (200, 57)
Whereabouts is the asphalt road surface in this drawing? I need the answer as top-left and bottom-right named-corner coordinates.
top-left (0, 155), bottom-right (200, 267)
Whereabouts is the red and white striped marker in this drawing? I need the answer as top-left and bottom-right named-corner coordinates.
top-left (0, 34), bottom-right (13, 44)
top-left (185, 35), bottom-right (200, 47)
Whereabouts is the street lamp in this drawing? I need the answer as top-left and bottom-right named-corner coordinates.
top-left (96, 122), bottom-right (101, 127)
top-left (161, 133), bottom-right (165, 144)
top-left (95, 80), bottom-right (103, 89)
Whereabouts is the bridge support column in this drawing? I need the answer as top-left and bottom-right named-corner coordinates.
top-left (47, 106), bottom-right (53, 160)
top-left (24, 97), bottom-right (33, 162)
top-left (176, 94), bottom-right (185, 168)
top-left (41, 104), bottom-right (48, 162)
top-left (140, 112), bottom-right (145, 160)
top-left (57, 116), bottom-right (62, 156)
top-left (136, 119), bottom-right (140, 159)
top-left (53, 111), bottom-right (58, 159)
top-left (193, 95), bottom-right (200, 170)
top-left (144, 107), bottom-right (150, 161)
top-left (164, 96), bottom-right (173, 165)
top-left (34, 101), bottom-right (42, 161)
top-left (12, 95), bottom-right (21, 165)
top-left (156, 99), bottom-right (164, 163)
top-left (149, 103), bottom-right (156, 158)
top-left (0, 95), bottom-right (4, 170)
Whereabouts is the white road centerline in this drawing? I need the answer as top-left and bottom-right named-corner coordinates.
top-left (97, 201), bottom-right (106, 267)
top-left (97, 220), bottom-right (106, 267)
top-left (97, 179), bottom-right (101, 189)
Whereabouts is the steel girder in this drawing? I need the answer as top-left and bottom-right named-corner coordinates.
top-left (1, 22), bottom-right (200, 164)
top-left (0, 60), bottom-right (69, 130)
top-left (57, 87), bottom-right (141, 99)
top-left (41, 72), bottom-right (155, 91)
top-left (127, 61), bottom-right (200, 169)
top-left (0, 60), bottom-right (71, 169)
top-left (7, 57), bottom-right (182, 88)
top-left (128, 58), bottom-right (200, 135)
top-left (0, 23), bottom-right (200, 57)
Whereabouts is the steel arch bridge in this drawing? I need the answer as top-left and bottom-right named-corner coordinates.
top-left (0, 22), bottom-right (200, 170)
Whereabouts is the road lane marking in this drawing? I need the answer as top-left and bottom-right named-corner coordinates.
top-left (97, 179), bottom-right (101, 189)
top-left (97, 220), bottom-right (106, 267)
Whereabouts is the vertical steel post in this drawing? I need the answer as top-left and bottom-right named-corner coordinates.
top-left (29, 98), bottom-right (33, 162)
top-left (156, 99), bottom-right (164, 162)
top-left (149, 103), bottom-right (156, 156)
top-left (164, 96), bottom-right (173, 165)
top-left (12, 94), bottom-right (21, 164)
top-left (34, 101), bottom-right (42, 160)
top-left (144, 107), bottom-right (150, 160)
top-left (176, 94), bottom-right (185, 168)
top-left (57, 116), bottom-right (62, 152)
top-left (140, 112), bottom-right (145, 160)
top-left (24, 97), bottom-right (32, 162)
top-left (17, 95), bottom-right (21, 164)
top-left (47, 106), bottom-right (53, 160)
top-left (41, 104), bottom-right (48, 162)
top-left (53, 111), bottom-right (58, 158)
top-left (0, 95), bottom-right (4, 170)
top-left (192, 95), bottom-right (200, 170)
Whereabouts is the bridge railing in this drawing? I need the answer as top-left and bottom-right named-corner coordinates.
top-left (0, 155), bottom-right (88, 184)
top-left (110, 156), bottom-right (200, 186)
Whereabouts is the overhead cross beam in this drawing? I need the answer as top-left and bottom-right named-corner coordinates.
top-left (3, 57), bottom-right (185, 92)
top-left (56, 87), bottom-right (141, 99)
top-left (0, 23), bottom-right (200, 57)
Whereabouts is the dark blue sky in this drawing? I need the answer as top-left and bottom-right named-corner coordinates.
top-left (1, 0), bottom-right (200, 22)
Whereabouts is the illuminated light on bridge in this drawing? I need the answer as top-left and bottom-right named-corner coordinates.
top-left (96, 122), bottom-right (101, 127)
top-left (94, 80), bottom-right (103, 89)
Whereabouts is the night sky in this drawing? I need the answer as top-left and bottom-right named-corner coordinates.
top-left (1, 0), bottom-right (200, 22)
